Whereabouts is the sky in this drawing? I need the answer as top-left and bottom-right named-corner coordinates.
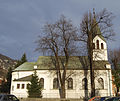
top-left (0, 0), bottom-right (120, 61)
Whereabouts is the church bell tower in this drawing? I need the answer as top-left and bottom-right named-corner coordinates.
top-left (92, 9), bottom-right (108, 61)
top-left (93, 35), bottom-right (108, 61)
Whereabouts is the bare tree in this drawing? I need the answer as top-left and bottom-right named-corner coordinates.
top-left (36, 15), bottom-right (79, 98)
top-left (109, 49), bottom-right (120, 69)
top-left (80, 8), bottom-right (114, 97)
top-left (109, 49), bottom-right (120, 96)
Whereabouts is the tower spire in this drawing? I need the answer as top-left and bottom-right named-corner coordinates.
top-left (93, 8), bottom-right (96, 18)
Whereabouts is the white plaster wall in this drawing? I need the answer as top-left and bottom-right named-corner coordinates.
top-left (11, 69), bottom-right (112, 98)
top-left (106, 70), bottom-right (113, 96)
top-left (11, 81), bottom-right (29, 98)
top-left (93, 35), bottom-right (108, 61)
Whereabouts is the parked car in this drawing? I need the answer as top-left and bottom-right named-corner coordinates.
top-left (89, 96), bottom-right (111, 101)
top-left (105, 97), bottom-right (120, 101)
top-left (0, 94), bottom-right (19, 101)
top-left (100, 96), bottom-right (111, 101)
top-left (88, 96), bottom-right (101, 101)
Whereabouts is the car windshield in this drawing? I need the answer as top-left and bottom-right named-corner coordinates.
top-left (100, 97), bottom-right (110, 100)
top-left (100, 97), bottom-right (105, 100)
top-left (0, 95), bottom-right (2, 99)
top-left (7, 95), bottom-right (18, 100)
top-left (106, 97), bottom-right (120, 101)
top-left (115, 97), bottom-right (120, 100)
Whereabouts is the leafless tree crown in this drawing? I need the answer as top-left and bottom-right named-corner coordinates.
top-left (80, 8), bottom-right (115, 42)
top-left (36, 15), bottom-right (79, 56)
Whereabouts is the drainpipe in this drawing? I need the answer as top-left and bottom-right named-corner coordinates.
top-left (17, 71), bottom-right (19, 79)
top-left (108, 69), bottom-right (112, 96)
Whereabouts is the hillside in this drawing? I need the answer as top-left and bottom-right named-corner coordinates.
top-left (0, 54), bottom-right (17, 78)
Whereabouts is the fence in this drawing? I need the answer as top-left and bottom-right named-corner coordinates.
top-left (19, 98), bottom-right (83, 101)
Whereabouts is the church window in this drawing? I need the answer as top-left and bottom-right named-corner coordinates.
top-left (96, 40), bottom-right (99, 49)
top-left (53, 78), bottom-right (58, 89)
top-left (17, 84), bottom-right (20, 89)
top-left (93, 43), bottom-right (95, 49)
top-left (98, 78), bottom-right (104, 89)
top-left (82, 78), bottom-right (88, 90)
top-left (68, 78), bottom-right (73, 89)
top-left (22, 84), bottom-right (25, 89)
top-left (101, 43), bottom-right (104, 49)
top-left (40, 78), bottom-right (44, 89)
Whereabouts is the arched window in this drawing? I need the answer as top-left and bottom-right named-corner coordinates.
top-left (96, 40), bottom-right (99, 49)
top-left (98, 78), bottom-right (104, 89)
top-left (53, 78), bottom-right (58, 89)
top-left (82, 78), bottom-right (88, 90)
top-left (93, 43), bottom-right (95, 49)
top-left (68, 78), bottom-right (73, 89)
top-left (101, 43), bottom-right (104, 49)
top-left (40, 78), bottom-right (44, 89)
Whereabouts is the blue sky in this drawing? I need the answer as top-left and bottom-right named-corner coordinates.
top-left (0, 0), bottom-right (120, 61)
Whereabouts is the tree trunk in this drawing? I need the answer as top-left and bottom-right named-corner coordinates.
top-left (61, 83), bottom-right (66, 98)
top-left (90, 65), bottom-right (95, 97)
top-left (88, 31), bottom-right (95, 97)
top-left (89, 51), bottom-right (95, 97)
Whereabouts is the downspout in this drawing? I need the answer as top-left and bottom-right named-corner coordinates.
top-left (17, 71), bottom-right (19, 79)
top-left (108, 69), bottom-right (112, 96)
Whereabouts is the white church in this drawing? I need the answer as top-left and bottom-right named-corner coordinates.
top-left (10, 34), bottom-right (113, 99)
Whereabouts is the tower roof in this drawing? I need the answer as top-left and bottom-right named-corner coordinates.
top-left (92, 15), bottom-right (106, 42)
